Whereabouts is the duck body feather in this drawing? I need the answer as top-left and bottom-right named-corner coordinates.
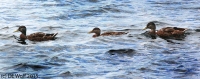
top-left (101, 32), bottom-right (128, 36)
top-left (156, 27), bottom-right (186, 38)
top-left (27, 32), bottom-right (58, 41)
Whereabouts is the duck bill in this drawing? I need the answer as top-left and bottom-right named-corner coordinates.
top-left (143, 27), bottom-right (147, 30)
top-left (183, 28), bottom-right (188, 32)
top-left (14, 29), bottom-right (19, 32)
top-left (88, 31), bottom-right (93, 34)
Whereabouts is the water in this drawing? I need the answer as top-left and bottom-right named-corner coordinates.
top-left (0, 0), bottom-right (199, 79)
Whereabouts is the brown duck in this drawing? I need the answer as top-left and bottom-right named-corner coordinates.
top-left (14, 26), bottom-right (58, 42)
top-left (88, 27), bottom-right (128, 37)
top-left (143, 22), bottom-right (187, 38)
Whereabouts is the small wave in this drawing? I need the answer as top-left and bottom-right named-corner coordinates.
top-left (106, 49), bottom-right (136, 57)
top-left (2, 63), bottom-right (50, 71)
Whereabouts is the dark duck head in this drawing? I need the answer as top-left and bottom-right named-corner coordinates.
top-left (88, 27), bottom-right (101, 37)
top-left (143, 22), bottom-right (156, 31)
top-left (14, 26), bottom-right (27, 44)
top-left (14, 26), bottom-right (27, 35)
top-left (143, 22), bottom-right (157, 39)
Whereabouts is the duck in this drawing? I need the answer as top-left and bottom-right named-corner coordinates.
top-left (143, 22), bottom-right (187, 39)
top-left (88, 27), bottom-right (128, 37)
top-left (14, 26), bottom-right (58, 42)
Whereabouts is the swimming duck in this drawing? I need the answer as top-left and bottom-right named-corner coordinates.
top-left (143, 22), bottom-right (187, 38)
top-left (14, 26), bottom-right (58, 42)
top-left (88, 27), bottom-right (128, 37)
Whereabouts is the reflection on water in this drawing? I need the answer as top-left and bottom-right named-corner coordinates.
top-left (0, 0), bottom-right (199, 79)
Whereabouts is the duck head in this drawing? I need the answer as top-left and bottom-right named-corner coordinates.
top-left (14, 26), bottom-right (27, 35)
top-left (143, 22), bottom-right (156, 31)
top-left (88, 27), bottom-right (101, 37)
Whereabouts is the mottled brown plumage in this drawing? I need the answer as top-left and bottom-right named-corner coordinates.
top-left (143, 22), bottom-right (187, 38)
top-left (88, 27), bottom-right (127, 37)
top-left (14, 26), bottom-right (58, 42)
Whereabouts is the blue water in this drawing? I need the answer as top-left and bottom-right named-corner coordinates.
top-left (0, 0), bottom-right (199, 79)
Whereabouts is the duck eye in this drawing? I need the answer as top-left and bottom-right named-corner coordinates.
top-left (149, 25), bottom-right (152, 27)
top-left (19, 28), bottom-right (23, 31)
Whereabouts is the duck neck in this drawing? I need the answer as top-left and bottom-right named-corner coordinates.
top-left (96, 32), bottom-right (100, 36)
top-left (151, 29), bottom-right (156, 34)
top-left (22, 31), bottom-right (26, 36)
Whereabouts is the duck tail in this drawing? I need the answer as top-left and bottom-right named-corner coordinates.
top-left (52, 33), bottom-right (58, 38)
top-left (183, 28), bottom-right (188, 32)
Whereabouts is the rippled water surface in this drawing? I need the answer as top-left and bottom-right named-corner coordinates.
top-left (0, 0), bottom-right (200, 79)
